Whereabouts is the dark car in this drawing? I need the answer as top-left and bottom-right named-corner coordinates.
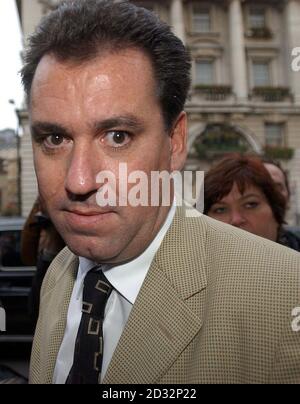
top-left (0, 217), bottom-right (36, 345)
top-left (287, 226), bottom-right (300, 239)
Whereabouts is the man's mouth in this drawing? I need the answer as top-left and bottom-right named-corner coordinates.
top-left (66, 209), bottom-right (114, 216)
top-left (63, 208), bottom-right (116, 228)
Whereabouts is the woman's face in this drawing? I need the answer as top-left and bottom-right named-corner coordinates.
top-left (207, 183), bottom-right (279, 242)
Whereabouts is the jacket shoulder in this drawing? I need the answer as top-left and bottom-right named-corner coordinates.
top-left (40, 247), bottom-right (78, 298)
top-left (202, 213), bottom-right (299, 262)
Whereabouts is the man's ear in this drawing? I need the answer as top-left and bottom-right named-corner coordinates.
top-left (170, 111), bottom-right (188, 172)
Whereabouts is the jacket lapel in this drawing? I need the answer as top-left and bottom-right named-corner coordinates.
top-left (103, 205), bottom-right (207, 383)
top-left (40, 252), bottom-right (79, 384)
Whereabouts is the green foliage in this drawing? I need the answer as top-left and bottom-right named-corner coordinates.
top-left (194, 124), bottom-right (249, 159)
top-left (252, 87), bottom-right (290, 102)
top-left (264, 146), bottom-right (294, 160)
top-left (194, 85), bottom-right (232, 94)
top-left (247, 27), bottom-right (272, 39)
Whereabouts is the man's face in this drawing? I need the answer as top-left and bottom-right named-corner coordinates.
top-left (264, 163), bottom-right (289, 203)
top-left (30, 49), bottom-right (187, 263)
top-left (207, 183), bottom-right (279, 242)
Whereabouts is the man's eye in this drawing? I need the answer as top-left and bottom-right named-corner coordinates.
top-left (45, 134), bottom-right (65, 147)
top-left (104, 131), bottom-right (131, 148)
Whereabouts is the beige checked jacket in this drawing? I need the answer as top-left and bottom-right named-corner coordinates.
top-left (30, 206), bottom-right (300, 384)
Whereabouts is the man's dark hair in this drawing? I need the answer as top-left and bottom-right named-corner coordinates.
top-left (21, 0), bottom-right (191, 130)
top-left (261, 157), bottom-right (290, 198)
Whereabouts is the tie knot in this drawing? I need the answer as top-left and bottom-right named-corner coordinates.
top-left (82, 267), bottom-right (113, 318)
top-left (66, 265), bottom-right (113, 384)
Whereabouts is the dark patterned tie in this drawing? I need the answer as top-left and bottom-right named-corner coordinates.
top-left (66, 267), bottom-right (113, 384)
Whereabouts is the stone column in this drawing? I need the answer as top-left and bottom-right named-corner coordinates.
top-left (286, 0), bottom-right (300, 104)
top-left (229, 0), bottom-right (248, 103)
top-left (170, 0), bottom-right (186, 44)
top-left (18, 110), bottom-right (38, 217)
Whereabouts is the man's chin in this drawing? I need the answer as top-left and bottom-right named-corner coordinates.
top-left (65, 238), bottom-right (122, 264)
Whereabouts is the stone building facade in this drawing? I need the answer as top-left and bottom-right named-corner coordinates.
top-left (0, 130), bottom-right (19, 216)
top-left (18, 0), bottom-right (300, 224)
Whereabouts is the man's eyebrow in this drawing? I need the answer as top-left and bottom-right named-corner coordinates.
top-left (30, 116), bottom-right (145, 138)
top-left (93, 115), bottom-right (145, 132)
top-left (30, 122), bottom-right (70, 137)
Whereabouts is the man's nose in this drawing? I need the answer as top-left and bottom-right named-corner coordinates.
top-left (65, 144), bottom-right (99, 197)
top-left (229, 210), bottom-right (246, 228)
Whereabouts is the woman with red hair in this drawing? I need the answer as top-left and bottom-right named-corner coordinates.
top-left (204, 154), bottom-right (299, 251)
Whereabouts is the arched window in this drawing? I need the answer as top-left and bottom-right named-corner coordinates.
top-left (193, 124), bottom-right (253, 159)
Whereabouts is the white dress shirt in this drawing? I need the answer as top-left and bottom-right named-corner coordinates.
top-left (53, 202), bottom-right (176, 384)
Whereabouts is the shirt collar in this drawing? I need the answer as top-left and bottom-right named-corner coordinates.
top-left (79, 200), bottom-right (176, 304)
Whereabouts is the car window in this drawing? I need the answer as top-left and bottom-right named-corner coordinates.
top-left (0, 230), bottom-right (31, 268)
top-left (293, 229), bottom-right (300, 238)
top-left (287, 227), bottom-right (300, 239)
